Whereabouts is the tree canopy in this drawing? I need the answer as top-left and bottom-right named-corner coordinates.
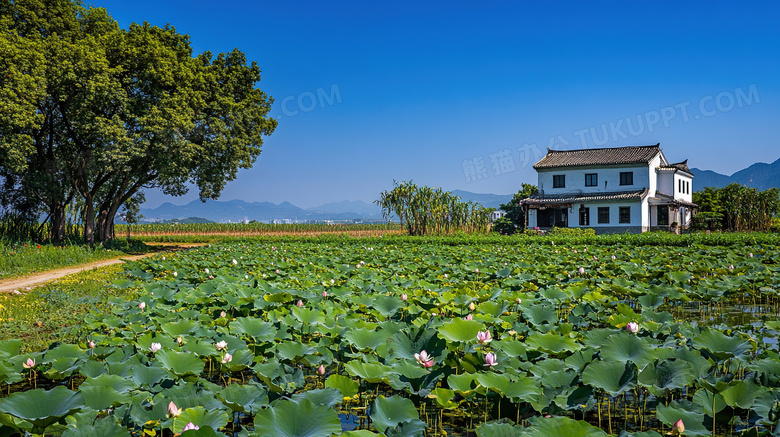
top-left (492, 183), bottom-right (538, 234)
top-left (0, 0), bottom-right (276, 243)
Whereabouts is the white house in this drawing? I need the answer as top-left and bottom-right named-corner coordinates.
top-left (521, 144), bottom-right (696, 234)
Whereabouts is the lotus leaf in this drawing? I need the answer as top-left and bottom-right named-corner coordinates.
top-left (0, 387), bottom-right (84, 434)
top-left (175, 408), bottom-right (229, 434)
top-left (325, 374), bottom-right (360, 398)
top-left (253, 399), bottom-right (342, 436)
top-left (370, 395), bottom-right (425, 433)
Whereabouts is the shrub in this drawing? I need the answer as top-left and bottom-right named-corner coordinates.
top-left (548, 227), bottom-right (596, 236)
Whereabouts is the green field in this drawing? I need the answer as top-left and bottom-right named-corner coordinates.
top-left (0, 234), bottom-right (778, 435)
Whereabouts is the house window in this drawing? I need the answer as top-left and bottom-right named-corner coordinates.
top-left (579, 206), bottom-right (590, 226)
top-left (553, 175), bottom-right (565, 188)
top-left (619, 206), bottom-right (631, 224)
top-left (619, 172), bottom-right (633, 186)
top-left (585, 173), bottom-right (598, 187)
top-left (598, 207), bottom-right (610, 224)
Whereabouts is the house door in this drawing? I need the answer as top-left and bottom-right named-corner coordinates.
top-left (657, 206), bottom-right (669, 226)
top-left (555, 208), bottom-right (568, 228)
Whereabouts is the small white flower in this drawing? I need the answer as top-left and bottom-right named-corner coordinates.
top-left (214, 340), bottom-right (228, 351)
top-left (221, 352), bottom-right (233, 364)
top-left (150, 342), bottom-right (162, 353)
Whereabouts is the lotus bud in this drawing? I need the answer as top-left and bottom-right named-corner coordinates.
top-left (317, 364), bottom-right (326, 376)
top-left (296, 300), bottom-right (303, 307)
top-left (173, 271), bottom-right (178, 277)
top-left (475, 268), bottom-right (479, 273)
top-left (167, 401), bottom-right (182, 418)
top-left (516, 298), bottom-right (522, 304)
top-left (611, 255), bottom-right (616, 260)
top-left (138, 302), bottom-right (146, 311)
top-left (209, 275), bottom-right (213, 279)
top-left (182, 422), bottom-right (199, 431)
top-left (625, 322), bottom-right (639, 333)
top-left (476, 330), bottom-right (492, 344)
top-left (22, 358), bottom-right (35, 369)
top-left (401, 293), bottom-right (407, 301)
top-left (88, 340), bottom-right (95, 349)
top-left (483, 352), bottom-right (498, 367)
top-left (232, 259), bottom-right (237, 265)
top-left (729, 264), bottom-right (734, 270)
top-left (220, 311), bottom-right (226, 318)
top-left (750, 253), bottom-right (754, 258)
top-left (221, 352), bottom-right (233, 364)
top-left (150, 342), bottom-right (162, 353)
top-left (578, 267), bottom-right (585, 275)
top-left (276, 269), bottom-right (280, 274)
top-left (204, 268), bottom-right (210, 274)
top-left (672, 419), bottom-right (684, 435)
top-left (330, 279), bottom-right (335, 284)
top-left (322, 291), bottom-right (327, 297)
top-left (468, 302), bottom-right (476, 311)
top-left (177, 336), bottom-right (184, 345)
top-left (214, 340), bottom-right (228, 351)
top-left (464, 314), bottom-right (473, 321)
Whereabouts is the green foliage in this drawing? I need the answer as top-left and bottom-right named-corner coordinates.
top-left (0, 1), bottom-right (276, 245)
top-left (693, 184), bottom-right (780, 231)
top-left (547, 226), bottom-right (596, 236)
top-left (376, 180), bottom-right (490, 235)
top-left (491, 217), bottom-right (517, 235)
top-left (499, 183), bottom-right (538, 227)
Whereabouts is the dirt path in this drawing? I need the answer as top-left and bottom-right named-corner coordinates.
top-left (0, 244), bottom-right (203, 294)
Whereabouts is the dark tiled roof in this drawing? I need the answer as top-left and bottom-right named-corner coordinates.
top-left (533, 144), bottom-right (661, 169)
top-left (653, 192), bottom-right (698, 208)
top-left (521, 188), bottom-right (649, 206)
top-left (659, 159), bottom-right (694, 176)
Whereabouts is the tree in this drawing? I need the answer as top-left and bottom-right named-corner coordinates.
top-left (693, 184), bottom-right (780, 231)
top-left (0, 0), bottom-right (276, 244)
top-left (376, 181), bottom-right (490, 235)
top-left (497, 183), bottom-right (538, 232)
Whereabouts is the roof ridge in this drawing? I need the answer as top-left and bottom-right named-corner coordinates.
top-left (546, 144), bottom-right (660, 154)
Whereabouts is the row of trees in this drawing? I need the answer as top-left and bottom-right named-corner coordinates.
top-left (0, 0), bottom-right (276, 244)
top-left (693, 184), bottom-right (780, 232)
top-left (375, 181), bottom-right (491, 235)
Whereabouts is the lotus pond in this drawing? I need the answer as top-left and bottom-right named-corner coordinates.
top-left (2, 237), bottom-right (780, 436)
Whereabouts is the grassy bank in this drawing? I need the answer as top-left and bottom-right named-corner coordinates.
top-left (0, 239), bottom-right (150, 280)
top-left (0, 264), bottom-right (138, 352)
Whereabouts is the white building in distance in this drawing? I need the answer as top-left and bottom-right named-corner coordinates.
top-left (521, 144), bottom-right (697, 233)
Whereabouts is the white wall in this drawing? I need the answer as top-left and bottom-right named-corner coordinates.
top-left (537, 164), bottom-right (649, 195)
top-left (569, 201), bottom-right (643, 228)
top-left (657, 171), bottom-right (674, 196)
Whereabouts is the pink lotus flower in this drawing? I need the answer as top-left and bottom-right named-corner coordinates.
top-left (401, 293), bottom-right (407, 301)
top-left (204, 268), bottom-right (210, 274)
top-left (729, 264), bottom-right (734, 270)
top-left (475, 268), bottom-right (479, 273)
top-left (330, 279), bottom-right (335, 284)
top-left (750, 253), bottom-right (754, 258)
top-left (182, 422), bottom-right (199, 431)
top-left (138, 302), bottom-right (146, 311)
top-left (578, 267), bottom-right (585, 275)
top-left (88, 340), bottom-right (95, 349)
top-left (208, 275), bottom-right (214, 279)
top-left (22, 358), bottom-right (35, 369)
top-left (296, 300), bottom-right (303, 307)
top-left (173, 271), bottom-right (178, 277)
top-left (516, 298), bottom-right (522, 304)
top-left (477, 330), bottom-right (492, 344)
top-left (317, 364), bottom-right (326, 376)
top-left (150, 342), bottom-right (162, 353)
top-left (275, 269), bottom-right (280, 274)
top-left (167, 401), bottom-right (182, 417)
top-left (322, 291), bottom-right (327, 297)
top-left (414, 350), bottom-right (434, 368)
top-left (672, 419), bottom-right (684, 435)
top-left (214, 340), bottom-right (228, 351)
top-left (221, 353), bottom-right (233, 364)
top-left (232, 259), bottom-right (237, 265)
top-left (611, 255), bottom-right (617, 260)
top-left (484, 352), bottom-right (498, 367)
top-left (220, 311), bottom-right (226, 318)
top-left (625, 322), bottom-right (639, 333)
top-left (464, 314), bottom-right (473, 321)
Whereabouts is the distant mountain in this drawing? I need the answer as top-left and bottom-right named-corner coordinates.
top-left (451, 190), bottom-right (513, 209)
top-left (692, 157), bottom-right (780, 191)
top-left (139, 199), bottom-right (384, 223)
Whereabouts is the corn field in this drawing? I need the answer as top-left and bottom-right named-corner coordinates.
top-left (375, 181), bottom-right (491, 235)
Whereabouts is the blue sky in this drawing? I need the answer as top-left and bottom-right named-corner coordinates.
top-left (91, 1), bottom-right (780, 209)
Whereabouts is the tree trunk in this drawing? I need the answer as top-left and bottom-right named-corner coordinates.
top-left (95, 209), bottom-right (108, 242)
top-left (50, 201), bottom-right (66, 244)
top-left (83, 195), bottom-right (95, 246)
